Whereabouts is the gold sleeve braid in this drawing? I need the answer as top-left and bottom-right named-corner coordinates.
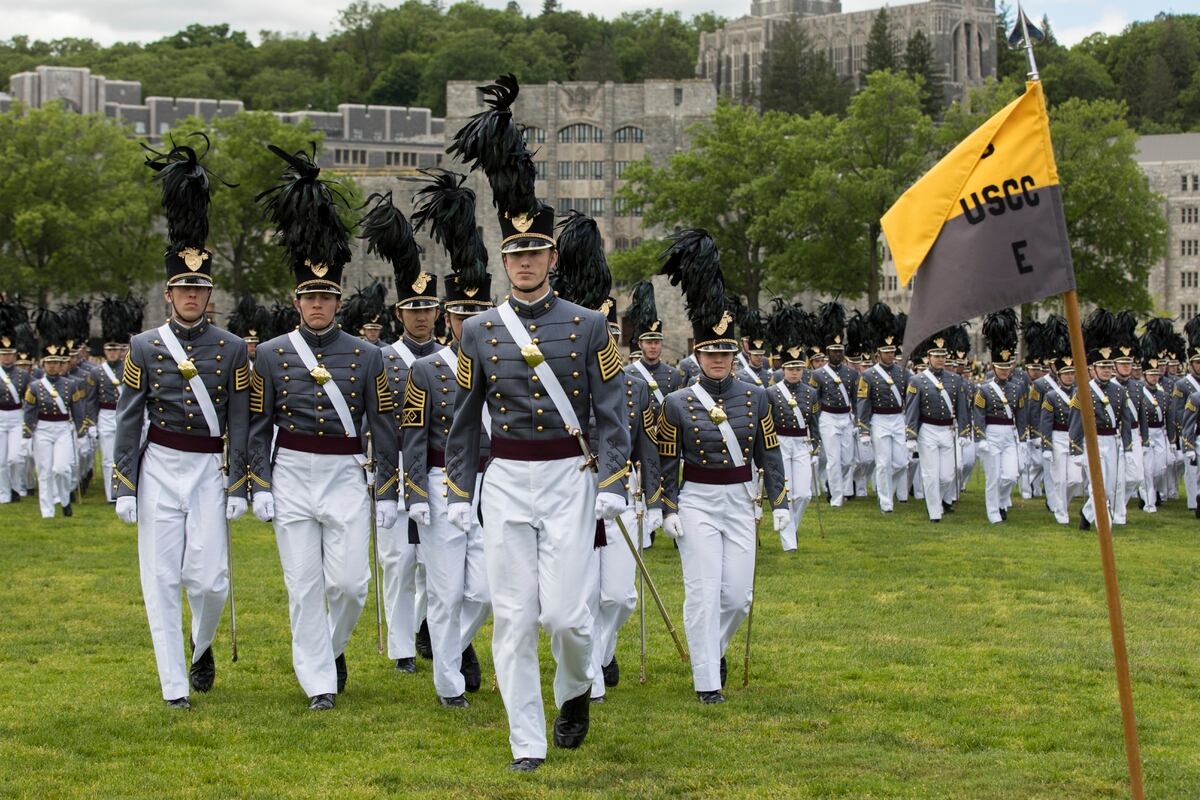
top-left (906, 383), bottom-right (918, 395)
top-left (656, 407), bottom-right (677, 457)
top-left (249, 370), bottom-right (264, 414)
top-left (234, 363), bottom-right (250, 392)
top-left (642, 407), bottom-right (656, 436)
top-left (1042, 399), bottom-right (1053, 412)
top-left (973, 391), bottom-right (986, 409)
top-left (760, 413), bottom-right (779, 449)
top-left (856, 378), bottom-right (868, 398)
top-left (456, 352), bottom-right (473, 391)
top-left (400, 376), bottom-right (426, 428)
top-left (375, 370), bottom-right (394, 412)
top-left (597, 334), bottom-right (622, 382)
top-left (24, 387), bottom-right (36, 404)
top-left (122, 355), bottom-right (142, 390)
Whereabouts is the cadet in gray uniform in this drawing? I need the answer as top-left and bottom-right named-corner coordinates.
top-left (1075, 310), bottom-right (1133, 530)
top-left (0, 305), bottom-right (32, 504)
top-left (974, 310), bottom-right (1024, 525)
top-left (1171, 316), bottom-right (1200, 511)
top-left (855, 305), bottom-right (908, 514)
top-left (765, 303), bottom-right (819, 548)
top-left (678, 353), bottom-right (700, 384)
top-left (810, 302), bottom-right (857, 506)
top-left (656, 230), bottom-right (789, 704)
top-left (97, 297), bottom-right (140, 504)
top-left (904, 333), bottom-right (970, 522)
top-left (24, 310), bottom-right (87, 518)
top-left (735, 310), bottom-right (773, 387)
top-left (1032, 317), bottom-right (1079, 525)
top-left (1136, 343), bottom-right (1171, 514)
top-left (250, 145), bottom-right (399, 711)
top-left (113, 140), bottom-right (249, 710)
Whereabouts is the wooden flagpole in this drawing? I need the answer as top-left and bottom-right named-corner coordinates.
top-left (1061, 289), bottom-right (1144, 799)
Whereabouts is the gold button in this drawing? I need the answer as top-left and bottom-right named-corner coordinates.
top-left (502, 424), bottom-right (510, 432)
top-left (570, 352), bottom-right (578, 359)
top-left (319, 418), bottom-right (325, 424)
top-left (531, 375), bottom-right (540, 383)
top-left (572, 371), bottom-right (580, 378)
top-left (533, 392), bottom-right (542, 398)
top-left (536, 408), bottom-right (543, 415)
top-left (536, 425), bottom-right (544, 432)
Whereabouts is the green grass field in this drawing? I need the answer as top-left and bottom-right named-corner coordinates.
top-left (1, 475), bottom-right (1198, 799)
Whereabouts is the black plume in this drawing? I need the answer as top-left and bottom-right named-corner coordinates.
top-left (767, 300), bottom-right (806, 352)
top-left (257, 143), bottom-right (353, 273)
top-left (894, 312), bottom-right (908, 346)
top-left (846, 311), bottom-right (871, 357)
top-left (659, 229), bottom-right (726, 332)
top-left (59, 300), bottom-right (92, 346)
top-left (271, 301), bottom-right (299, 335)
top-left (338, 281), bottom-right (390, 338)
top-left (1186, 312), bottom-right (1200, 349)
top-left (1142, 317), bottom-right (1176, 347)
top-left (0, 296), bottom-right (27, 341)
top-left (408, 169), bottom-right (487, 291)
top-left (99, 297), bottom-right (130, 343)
top-left (34, 307), bottom-right (67, 350)
top-left (553, 211), bottom-right (610, 310)
top-left (227, 295), bottom-right (272, 340)
top-left (447, 74), bottom-right (538, 218)
top-left (359, 190), bottom-right (423, 293)
top-left (1083, 308), bottom-right (1119, 350)
top-left (143, 133), bottom-right (224, 253)
top-left (626, 280), bottom-right (658, 348)
top-left (982, 308), bottom-right (1018, 352)
top-left (13, 322), bottom-right (37, 358)
top-left (817, 300), bottom-right (846, 343)
top-left (947, 323), bottom-right (972, 357)
top-left (1113, 310), bottom-right (1139, 349)
top-left (1042, 314), bottom-right (1070, 359)
top-left (866, 302), bottom-right (896, 350)
top-left (740, 308), bottom-right (767, 344)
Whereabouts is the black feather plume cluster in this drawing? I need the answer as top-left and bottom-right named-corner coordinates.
top-left (339, 281), bottom-right (392, 339)
top-left (447, 74), bottom-right (538, 218)
top-left (1083, 308), bottom-right (1119, 352)
top-left (659, 229), bottom-right (726, 333)
top-left (947, 324), bottom-right (972, 358)
top-left (359, 190), bottom-right (423, 295)
top-left (767, 299), bottom-right (807, 355)
top-left (34, 307), bottom-right (67, 352)
top-left (626, 280), bottom-right (658, 348)
top-left (1021, 318), bottom-right (1044, 361)
top-left (143, 133), bottom-right (222, 253)
top-left (553, 211), bottom-right (611, 311)
top-left (408, 169), bottom-right (487, 291)
top-left (227, 295), bottom-right (273, 341)
top-left (0, 296), bottom-right (27, 343)
top-left (846, 311), bottom-right (871, 357)
top-left (13, 323), bottom-right (37, 359)
top-left (257, 144), bottom-right (353, 273)
top-left (59, 301), bottom-right (91, 348)
top-left (981, 308), bottom-right (1018, 353)
top-left (866, 302), bottom-right (896, 350)
top-left (816, 300), bottom-right (846, 345)
top-left (1041, 314), bottom-right (1070, 359)
top-left (1183, 312), bottom-right (1200, 351)
top-left (271, 301), bottom-right (299, 335)
top-left (99, 296), bottom-right (139, 344)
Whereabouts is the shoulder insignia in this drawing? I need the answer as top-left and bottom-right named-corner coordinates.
top-left (376, 369), bottom-right (394, 412)
top-left (656, 407), bottom-right (678, 457)
top-left (401, 376), bottom-right (427, 428)
top-left (24, 387), bottom-right (36, 404)
top-left (760, 413), bottom-right (779, 449)
top-left (122, 356), bottom-right (143, 390)
top-left (1030, 386), bottom-right (1041, 401)
top-left (249, 369), bottom-right (265, 414)
top-left (234, 363), bottom-right (250, 392)
top-left (456, 352), bottom-right (473, 391)
top-left (1042, 399), bottom-right (1053, 412)
top-left (973, 392), bottom-right (986, 409)
top-left (1069, 395), bottom-right (1079, 409)
top-left (642, 406), bottom-right (656, 435)
top-left (856, 378), bottom-right (868, 398)
top-left (906, 383), bottom-right (918, 395)
top-left (1187, 400), bottom-right (1198, 413)
top-left (597, 334), bottom-right (622, 382)
top-left (72, 387), bottom-right (87, 402)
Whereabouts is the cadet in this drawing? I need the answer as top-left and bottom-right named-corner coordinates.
top-left (1112, 312), bottom-right (1145, 517)
top-left (1075, 310), bottom-right (1133, 530)
top-left (97, 297), bottom-right (139, 504)
top-left (735, 310), bottom-right (772, 387)
top-left (855, 304), bottom-right (908, 514)
top-left (113, 139), bottom-right (249, 710)
top-left (766, 303), bottom-right (819, 547)
top-left (1136, 337), bottom-right (1170, 514)
top-left (974, 310), bottom-right (1024, 525)
top-left (250, 145), bottom-right (399, 710)
top-left (810, 302), bottom-right (857, 506)
top-left (25, 310), bottom-right (87, 518)
top-left (0, 301), bottom-right (32, 504)
top-left (904, 332), bottom-right (970, 523)
top-left (1032, 316), bottom-right (1078, 525)
top-left (1171, 316), bottom-right (1200, 511)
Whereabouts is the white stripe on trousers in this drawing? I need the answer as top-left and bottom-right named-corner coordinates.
top-left (983, 427), bottom-right (1019, 524)
top-left (778, 435), bottom-right (812, 551)
top-left (98, 408), bottom-right (117, 502)
top-left (480, 456), bottom-right (596, 760)
top-left (33, 420), bottom-right (74, 517)
top-left (917, 425), bottom-right (954, 521)
top-left (136, 443), bottom-right (228, 700)
top-left (0, 407), bottom-right (23, 501)
top-left (818, 412), bottom-right (854, 505)
top-left (1142, 428), bottom-right (1168, 512)
top-left (870, 414), bottom-right (908, 512)
top-left (590, 505), bottom-right (638, 698)
top-left (677, 481), bottom-right (756, 693)
top-left (421, 467), bottom-right (491, 698)
top-left (273, 448), bottom-right (371, 697)
top-left (1083, 434), bottom-right (1121, 525)
top-left (379, 453), bottom-right (417, 660)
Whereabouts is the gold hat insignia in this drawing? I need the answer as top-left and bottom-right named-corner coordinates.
top-left (304, 259), bottom-right (329, 278)
top-left (464, 286), bottom-right (479, 298)
top-left (788, 346), bottom-right (801, 359)
top-left (1000, 349), bottom-right (1011, 361)
top-left (713, 311), bottom-right (733, 336)
top-left (180, 247), bottom-right (209, 271)
top-left (0, 337), bottom-right (9, 347)
top-left (649, 321), bottom-right (660, 332)
top-left (1099, 347), bottom-right (1111, 358)
top-left (1063, 356), bottom-right (1073, 366)
top-left (599, 298), bottom-right (613, 316)
top-left (412, 272), bottom-right (432, 293)
top-left (509, 212), bottom-right (534, 233)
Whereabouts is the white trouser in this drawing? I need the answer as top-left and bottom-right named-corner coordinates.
top-left (0, 407), bottom-right (23, 501)
top-left (778, 434), bottom-right (812, 550)
top-left (33, 421), bottom-right (75, 517)
top-left (380, 453), bottom-right (417, 661)
top-left (421, 467), bottom-right (490, 699)
top-left (1186, 458), bottom-right (1199, 510)
top-left (1082, 434), bottom-right (1121, 525)
top-left (853, 434), bottom-right (872, 496)
top-left (917, 424), bottom-right (955, 520)
top-left (677, 481), bottom-right (755, 693)
top-left (98, 408), bottom-right (117, 502)
top-left (137, 443), bottom-right (229, 700)
top-left (982, 426), bottom-right (1019, 524)
top-left (1046, 431), bottom-right (1082, 523)
top-left (590, 505), bottom-right (638, 698)
top-left (273, 447), bottom-right (371, 698)
top-left (909, 457), bottom-right (923, 499)
top-left (78, 425), bottom-right (94, 479)
top-left (1119, 439), bottom-right (1143, 509)
top-left (818, 411), bottom-right (854, 505)
top-left (870, 414), bottom-right (908, 512)
top-left (1142, 428), bottom-right (1168, 512)
top-left (1024, 439), bottom-right (1043, 498)
top-left (480, 456), bottom-right (597, 761)
top-left (959, 437), bottom-right (977, 491)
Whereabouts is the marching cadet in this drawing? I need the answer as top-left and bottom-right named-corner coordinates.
top-left (1021, 320), bottom-right (1048, 502)
top-left (226, 295), bottom-right (273, 371)
top-left (97, 297), bottom-right (137, 504)
top-left (846, 312), bottom-right (873, 501)
top-left (904, 332), bottom-right (970, 523)
top-left (396, 173), bottom-right (493, 707)
top-left (735, 309), bottom-right (772, 387)
top-left (1032, 316), bottom-right (1078, 525)
top-left (1075, 309), bottom-right (1133, 530)
top-left (1136, 333), bottom-right (1171, 514)
top-left (25, 310), bottom-right (87, 518)
top-left (443, 75), bottom-right (631, 771)
top-left (1112, 312), bottom-right (1145, 517)
top-left (61, 303), bottom-right (99, 496)
top-left (656, 230), bottom-right (789, 703)
top-left (1171, 316), bottom-right (1200, 512)
top-left (855, 304), bottom-right (908, 514)
top-left (974, 310), bottom-right (1024, 525)
top-left (677, 352), bottom-right (701, 384)
top-left (766, 303), bottom-right (819, 548)
top-left (1182, 374), bottom-right (1200, 519)
top-left (945, 327), bottom-right (978, 493)
top-left (250, 144), bottom-right (399, 710)
top-left (368, 187), bottom-right (442, 675)
top-left (0, 301), bottom-right (32, 504)
top-left (112, 138), bottom-right (249, 710)
top-left (810, 301), bottom-right (857, 507)
top-left (1151, 321), bottom-right (1185, 504)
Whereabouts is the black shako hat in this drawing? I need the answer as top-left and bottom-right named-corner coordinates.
top-left (660, 229), bottom-right (737, 353)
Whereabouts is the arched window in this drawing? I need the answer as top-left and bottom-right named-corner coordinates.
top-left (614, 126), bottom-right (644, 144)
top-left (522, 126), bottom-right (547, 144)
top-left (557, 123), bottom-right (604, 144)
top-left (614, 237), bottom-right (629, 251)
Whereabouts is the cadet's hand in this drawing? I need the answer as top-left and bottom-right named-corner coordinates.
top-left (226, 497), bottom-right (247, 521)
top-left (408, 502), bottom-right (431, 527)
top-left (1190, 452), bottom-right (1198, 467)
top-left (448, 502), bottom-right (473, 532)
top-left (977, 441), bottom-right (993, 457)
top-left (595, 492), bottom-right (627, 521)
top-left (376, 499), bottom-right (398, 530)
top-left (859, 432), bottom-right (871, 445)
top-left (1042, 448), bottom-right (1053, 465)
top-left (253, 491), bottom-right (275, 522)
top-left (644, 507), bottom-right (663, 533)
top-left (772, 509), bottom-right (791, 534)
top-left (662, 513), bottom-right (683, 539)
top-left (1071, 454), bottom-right (1084, 470)
top-left (906, 439), bottom-right (918, 456)
top-left (115, 496), bottom-right (137, 524)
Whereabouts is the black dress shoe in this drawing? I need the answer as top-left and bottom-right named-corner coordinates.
top-left (1194, 499), bottom-right (1200, 520)
top-left (461, 644), bottom-right (481, 692)
top-left (11, 491), bottom-right (20, 502)
top-left (1079, 512), bottom-right (1091, 531)
top-left (415, 619), bottom-right (433, 660)
top-left (1137, 497), bottom-right (1145, 511)
top-left (308, 693), bottom-right (335, 711)
top-left (62, 503), bottom-right (72, 517)
top-left (999, 508), bottom-right (1007, 521)
top-left (697, 690), bottom-right (725, 704)
top-left (165, 697), bottom-right (191, 710)
top-left (590, 695), bottom-right (605, 704)
top-left (439, 694), bottom-right (469, 708)
top-left (508, 757), bottom-right (544, 772)
top-left (335, 653), bottom-right (347, 693)
top-left (395, 657), bottom-right (416, 673)
top-left (932, 518), bottom-right (941, 523)
top-left (602, 656), bottom-right (619, 688)
top-left (942, 502), bottom-right (955, 514)
top-left (552, 691), bottom-right (590, 749)
top-left (719, 657), bottom-right (727, 689)
top-left (189, 646), bottom-right (215, 693)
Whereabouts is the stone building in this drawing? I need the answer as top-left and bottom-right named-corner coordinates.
top-left (1134, 133), bottom-right (1200, 322)
top-left (697, 0), bottom-right (996, 105)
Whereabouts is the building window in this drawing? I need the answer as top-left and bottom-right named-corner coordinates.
top-left (631, 237), bottom-right (642, 248)
top-left (615, 161), bottom-right (629, 178)
top-left (1183, 239), bottom-right (1200, 257)
top-left (884, 275), bottom-right (898, 291)
top-left (1183, 207), bottom-right (1199, 224)
top-left (614, 237), bottom-right (629, 251)
top-left (592, 161), bottom-right (604, 179)
top-left (558, 161), bottom-right (571, 180)
top-left (558, 127), bottom-right (571, 144)
top-left (523, 126), bottom-right (546, 144)
top-left (534, 161), bottom-right (547, 180)
top-left (575, 161), bottom-right (588, 179)
top-left (591, 198), bottom-right (604, 215)
top-left (615, 126), bottom-right (644, 144)
top-left (133, 121), bottom-right (146, 135)
top-left (674, 87), bottom-right (684, 106)
top-left (558, 197), bottom-right (572, 214)
top-left (614, 198), bottom-right (626, 216)
top-left (1182, 271), bottom-right (1199, 289)
top-left (1184, 303), bottom-right (1199, 319)
top-left (559, 123), bottom-right (603, 144)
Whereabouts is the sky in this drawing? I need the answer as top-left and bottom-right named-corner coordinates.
top-left (0, 0), bottom-right (1183, 48)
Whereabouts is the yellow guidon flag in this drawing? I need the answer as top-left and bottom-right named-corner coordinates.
top-left (882, 80), bottom-right (1075, 355)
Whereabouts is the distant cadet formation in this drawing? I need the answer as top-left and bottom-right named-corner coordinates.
top-left (3, 74), bottom-right (1200, 773)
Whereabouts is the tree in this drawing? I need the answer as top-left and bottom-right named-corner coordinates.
top-left (1041, 49), bottom-right (1117, 107)
top-left (903, 29), bottom-right (944, 117)
top-left (993, 1), bottom-right (1027, 82)
top-left (864, 9), bottom-right (900, 78)
top-left (0, 103), bottom-right (161, 305)
top-left (541, 0), bottom-right (560, 16)
top-left (334, 1), bottom-right (385, 95)
top-left (760, 18), bottom-right (851, 116)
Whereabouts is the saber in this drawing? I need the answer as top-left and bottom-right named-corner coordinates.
top-left (808, 435), bottom-right (825, 539)
top-left (222, 434), bottom-right (238, 662)
top-left (631, 461), bottom-right (647, 685)
top-left (614, 514), bottom-right (688, 663)
top-left (365, 433), bottom-right (384, 654)
top-left (743, 468), bottom-right (765, 688)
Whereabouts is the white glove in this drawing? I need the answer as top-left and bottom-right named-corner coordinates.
top-left (662, 513), bottom-right (683, 539)
top-left (376, 499), bottom-right (398, 530)
top-left (89, 427), bottom-right (98, 442)
top-left (448, 502), bottom-right (473, 532)
top-left (906, 439), bottom-right (918, 455)
top-left (772, 509), bottom-right (791, 533)
top-left (595, 492), bottom-right (627, 521)
top-left (958, 436), bottom-right (970, 451)
top-left (1124, 452), bottom-right (1136, 474)
top-left (19, 438), bottom-right (31, 458)
top-left (408, 502), bottom-right (431, 527)
top-left (644, 507), bottom-right (663, 533)
top-left (977, 441), bottom-right (993, 457)
top-left (226, 496), bottom-right (247, 521)
top-left (115, 496), bottom-right (137, 524)
top-left (859, 432), bottom-right (871, 445)
top-left (253, 491), bottom-right (275, 522)
top-left (1041, 449), bottom-right (1053, 465)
